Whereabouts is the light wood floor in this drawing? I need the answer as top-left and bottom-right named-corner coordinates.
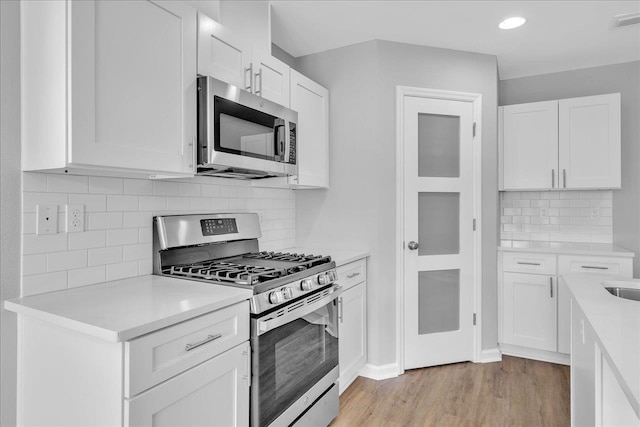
top-left (330, 356), bottom-right (570, 427)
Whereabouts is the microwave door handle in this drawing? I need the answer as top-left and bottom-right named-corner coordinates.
top-left (274, 119), bottom-right (285, 161)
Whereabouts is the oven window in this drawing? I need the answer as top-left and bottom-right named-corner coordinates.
top-left (252, 301), bottom-right (338, 427)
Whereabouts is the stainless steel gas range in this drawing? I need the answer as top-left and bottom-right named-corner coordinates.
top-left (153, 213), bottom-right (341, 427)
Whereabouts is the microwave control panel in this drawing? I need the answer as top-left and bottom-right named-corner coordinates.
top-left (289, 123), bottom-right (297, 164)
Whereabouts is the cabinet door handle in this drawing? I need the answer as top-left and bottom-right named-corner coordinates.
top-left (551, 169), bottom-right (555, 188)
top-left (346, 272), bottom-right (360, 279)
top-left (254, 68), bottom-right (263, 96)
top-left (242, 348), bottom-right (250, 383)
top-left (581, 265), bottom-right (608, 270)
top-left (563, 169), bottom-right (567, 188)
top-left (244, 63), bottom-right (253, 92)
top-left (517, 262), bottom-right (541, 266)
top-left (185, 333), bottom-right (222, 352)
top-left (338, 297), bottom-right (344, 323)
top-left (550, 277), bottom-right (553, 298)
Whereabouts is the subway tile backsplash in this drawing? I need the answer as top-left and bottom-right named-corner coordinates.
top-left (500, 190), bottom-right (613, 249)
top-left (22, 172), bottom-right (296, 297)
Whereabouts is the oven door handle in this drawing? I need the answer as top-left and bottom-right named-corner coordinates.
top-left (256, 284), bottom-right (343, 336)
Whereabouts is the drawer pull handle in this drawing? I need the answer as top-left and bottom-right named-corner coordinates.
top-left (185, 333), bottom-right (222, 352)
top-left (581, 265), bottom-right (608, 270)
top-left (346, 272), bottom-right (360, 279)
top-left (516, 262), bottom-right (541, 266)
top-left (550, 277), bottom-right (553, 298)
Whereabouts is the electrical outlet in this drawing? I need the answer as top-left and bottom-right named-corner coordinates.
top-left (36, 205), bottom-right (58, 235)
top-left (590, 207), bottom-right (600, 220)
top-left (540, 206), bottom-right (549, 218)
top-left (65, 204), bottom-right (85, 233)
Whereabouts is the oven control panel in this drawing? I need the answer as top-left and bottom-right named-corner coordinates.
top-left (251, 267), bottom-right (338, 314)
top-left (200, 218), bottom-right (238, 236)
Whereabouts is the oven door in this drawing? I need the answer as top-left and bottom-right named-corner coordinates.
top-left (251, 285), bottom-right (341, 427)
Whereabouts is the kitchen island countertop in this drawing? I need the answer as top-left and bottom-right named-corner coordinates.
top-left (4, 275), bottom-right (252, 342)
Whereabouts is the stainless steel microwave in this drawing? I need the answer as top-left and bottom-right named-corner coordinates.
top-left (197, 76), bottom-right (298, 179)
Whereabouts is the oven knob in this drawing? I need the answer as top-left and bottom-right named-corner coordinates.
top-left (269, 290), bottom-right (284, 304)
top-left (327, 270), bottom-right (337, 282)
top-left (318, 274), bottom-right (328, 286)
top-left (282, 287), bottom-right (294, 300)
top-left (300, 279), bottom-right (313, 291)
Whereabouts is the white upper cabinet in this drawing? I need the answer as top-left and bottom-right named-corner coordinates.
top-left (22, 0), bottom-right (197, 177)
top-left (197, 12), bottom-right (251, 90)
top-left (500, 93), bottom-right (621, 190)
top-left (559, 94), bottom-right (621, 189)
top-left (252, 53), bottom-right (291, 107)
top-left (290, 70), bottom-right (330, 188)
top-left (197, 13), bottom-right (290, 107)
top-left (501, 101), bottom-right (559, 190)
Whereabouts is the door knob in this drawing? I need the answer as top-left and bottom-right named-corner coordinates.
top-left (408, 241), bottom-right (419, 250)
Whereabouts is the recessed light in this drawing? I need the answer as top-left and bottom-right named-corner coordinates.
top-left (499, 17), bottom-right (526, 30)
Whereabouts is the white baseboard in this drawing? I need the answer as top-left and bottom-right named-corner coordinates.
top-left (479, 348), bottom-right (502, 363)
top-left (358, 363), bottom-right (399, 381)
top-left (499, 343), bottom-right (570, 366)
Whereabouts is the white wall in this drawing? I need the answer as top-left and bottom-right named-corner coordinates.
top-left (21, 173), bottom-right (296, 296)
top-left (499, 61), bottom-right (640, 276)
top-left (294, 40), bottom-right (499, 366)
top-left (0, 1), bottom-right (21, 425)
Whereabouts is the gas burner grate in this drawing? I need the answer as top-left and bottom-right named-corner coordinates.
top-left (163, 261), bottom-right (287, 285)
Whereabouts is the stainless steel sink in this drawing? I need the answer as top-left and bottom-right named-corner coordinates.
top-left (605, 287), bottom-right (640, 302)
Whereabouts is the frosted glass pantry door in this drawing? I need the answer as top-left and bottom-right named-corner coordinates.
top-left (403, 96), bottom-right (475, 370)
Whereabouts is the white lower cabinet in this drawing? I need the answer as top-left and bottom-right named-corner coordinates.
top-left (502, 272), bottom-right (557, 352)
top-left (337, 258), bottom-right (367, 394)
top-left (499, 250), bottom-right (633, 362)
top-left (126, 342), bottom-right (250, 427)
top-left (17, 301), bottom-right (250, 427)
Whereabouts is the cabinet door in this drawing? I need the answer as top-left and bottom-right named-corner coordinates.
top-left (70, 1), bottom-right (196, 175)
top-left (197, 12), bottom-right (251, 90)
top-left (559, 93), bottom-right (621, 189)
top-left (501, 101), bottom-right (558, 190)
top-left (338, 282), bottom-right (366, 394)
top-left (252, 53), bottom-right (290, 107)
top-left (125, 342), bottom-right (250, 427)
top-left (503, 272), bottom-right (557, 351)
top-left (290, 70), bottom-right (330, 188)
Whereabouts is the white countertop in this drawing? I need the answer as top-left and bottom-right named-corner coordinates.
top-left (562, 273), bottom-right (640, 415)
top-left (498, 244), bottom-right (635, 258)
top-left (4, 275), bottom-right (252, 343)
top-left (281, 247), bottom-right (370, 267)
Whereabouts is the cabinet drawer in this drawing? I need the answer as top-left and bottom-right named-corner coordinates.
top-left (337, 259), bottom-right (367, 291)
top-left (125, 301), bottom-right (249, 397)
top-left (502, 252), bottom-right (557, 275)
top-left (558, 255), bottom-right (633, 277)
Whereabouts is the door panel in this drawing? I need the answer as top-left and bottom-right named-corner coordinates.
top-left (559, 93), bottom-right (621, 189)
top-left (404, 96), bottom-right (475, 370)
top-left (502, 272), bottom-right (556, 351)
top-left (502, 101), bottom-right (558, 190)
top-left (70, 0), bottom-right (195, 174)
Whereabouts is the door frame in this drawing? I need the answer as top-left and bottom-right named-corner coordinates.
top-left (395, 86), bottom-right (483, 374)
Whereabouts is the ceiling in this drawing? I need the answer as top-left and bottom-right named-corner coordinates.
top-left (270, 1), bottom-right (640, 80)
